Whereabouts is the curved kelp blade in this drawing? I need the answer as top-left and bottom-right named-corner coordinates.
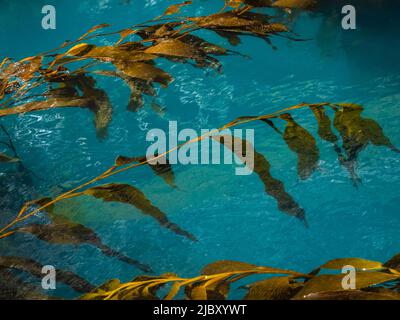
top-left (279, 113), bottom-right (319, 180)
top-left (310, 104), bottom-right (361, 186)
top-left (0, 152), bottom-right (19, 163)
top-left (82, 183), bottom-right (196, 241)
top-left (115, 155), bottom-right (177, 188)
top-left (333, 103), bottom-right (400, 184)
top-left (243, 276), bottom-right (302, 300)
top-left (0, 269), bottom-right (51, 300)
top-left (0, 256), bottom-right (95, 293)
top-left (293, 272), bottom-right (400, 300)
top-left (16, 220), bottom-right (152, 273)
top-left (212, 135), bottom-right (306, 224)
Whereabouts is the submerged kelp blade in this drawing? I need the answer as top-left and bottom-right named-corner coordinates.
top-left (212, 134), bottom-right (306, 223)
top-left (0, 256), bottom-right (95, 293)
top-left (115, 155), bottom-right (177, 188)
top-left (16, 221), bottom-right (152, 273)
top-left (0, 98), bottom-right (92, 117)
top-left (0, 269), bottom-right (50, 300)
top-left (82, 183), bottom-right (196, 241)
top-left (243, 276), bottom-right (302, 300)
top-left (113, 61), bottom-right (172, 87)
top-left (293, 272), bottom-right (400, 299)
top-left (383, 253), bottom-right (400, 272)
top-left (75, 74), bottom-right (113, 139)
top-left (163, 0), bottom-right (192, 16)
top-left (320, 258), bottom-right (383, 271)
top-left (279, 113), bottom-right (319, 180)
top-left (333, 103), bottom-right (399, 184)
top-left (272, 0), bottom-right (317, 10)
top-left (0, 152), bottom-right (19, 163)
top-left (309, 104), bottom-right (337, 143)
top-left (201, 260), bottom-right (302, 276)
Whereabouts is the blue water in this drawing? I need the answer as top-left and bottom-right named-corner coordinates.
top-left (0, 1), bottom-right (399, 298)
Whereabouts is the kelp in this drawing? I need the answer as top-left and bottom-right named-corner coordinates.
top-left (80, 252), bottom-right (400, 300)
top-left (115, 154), bottom-right (177, 188)
top-left (78, 183), bottom-right (196, 241)
top-left (332, 103), bottom-right (399, 185)
top-left (212, 134), bottom-right (305, 223)
top-left (1, 101), bottom-right (397, 243)
top-left (0, 256), bottom-right (95, 293)
top-left (279, 113), bottom-right (319, 180)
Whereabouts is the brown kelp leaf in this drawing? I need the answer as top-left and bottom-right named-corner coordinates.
top-left (113, 61), bottom-right (172, 87)
top-left (115, 154), bottom-right (177, 188)
top-left (185, 280), bottom-right (230, 300)
top-left (0, 269), bottom-right (50, 300)
top-left (320, 258), bottom-right (383, 271)
top-left (333, 103), bottom-right (399, 183)
top-left (163, 1), bottom-right (192, 16)
top-left (272, 0), bottom-right (317, 10)
top-left (279, 113), bottom-right (319, 180)
top-left (201, 260), bottom-right (300, 276)
top-left (0, 256), bottom-right (95, 293)
top-left (75, 74), bottom-right (112, 139)
top-left (213, 134), bottom-right (306, 223)
top-left (214, 30), bottom-right (241, 46)
top-left (82, 183), bottom-right (196, 241)
top-left (16, 220), bottom-right (152, 273)
top-left (94, 70), bottom-right (156, 112)
top-left (310, 104), bottom-right (337, 143)
top-left (293, 272), bottom-right (400, 299)
top-left (0, 97), bottom-right (92, 117)
top-left (0, 152), bottom-right (19, 163)
top-left (298, 289), bottom-right (400, 300)
top-left (144, 39), bottom-right (221, 70)
top-left (77, 23), bottom-right (111, 41)
top-left (202, 260), bottom-right (258, 275)
top-left (244, 276), bottom-right (302, 300)
top-left (383, 253), bottom-right (400, 271)
top-left (65, 42), bottom-right (156, 64)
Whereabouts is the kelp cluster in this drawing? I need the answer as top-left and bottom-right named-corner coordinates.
top-left (0, 0), bottom-right (399, 300)
top-left (79, 253), bottom-right (400, 300)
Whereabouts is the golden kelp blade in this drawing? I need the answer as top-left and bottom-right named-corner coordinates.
top-left (115, 155), bottom-right (177, 188)
top-left (243, 276), bottom-right (302, 300)
top-left (82, 183), bottom-right (197, 241)
top-left (310, 104), bottom-right (337, 143)
top-left (293, 272), bottom-right (400, 299)
top-left (272, 0), bottom-right (317, 10)
top-left (297, 289), bottom-right (400, 300)
top-left (333, 103), bottom-right (399, 184)
top-left (279, 113), bottom-right (319, 180)
top-left (16, 222), bottom-right (152, 273)
top-left (212, 134), bottom-right (306, 224)
top-left (0, 256), bottom-right (95, 293)
top-left (163, 1), bottom-right (192, 16)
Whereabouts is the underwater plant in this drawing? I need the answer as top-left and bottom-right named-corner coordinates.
top-left (0, 0), bottom-right (399, 300)
top-left (79, 253), bottom-right (400, 300)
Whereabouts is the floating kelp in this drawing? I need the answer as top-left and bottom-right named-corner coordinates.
top-left (0, 256), bottom-right (95, 293)
top-left (212, 134), bottom-right (306, 223)
top-left (80, 252), bottom-right (400, 300)
top-left (115, 154), bottom-right (177, 188)
top-left (279, 113), bottom-right (320, 180)
top-left (333, 103), bottom-right (399, 184)
top-left (79, 183), bottom-right (196, 241)
top-left (15, 220), bottom-right (152, 273)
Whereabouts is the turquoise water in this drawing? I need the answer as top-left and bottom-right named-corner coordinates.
top-left (0, 0), bottom-right (399, 298)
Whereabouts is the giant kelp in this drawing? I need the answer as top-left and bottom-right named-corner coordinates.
top-left (0, 0), bottom-right (399, 300)
top-left (78, 253), bottom-right (400, 300)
